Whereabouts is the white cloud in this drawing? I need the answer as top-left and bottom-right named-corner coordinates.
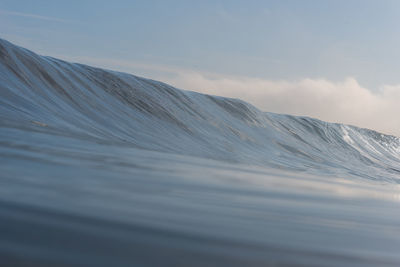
top-left (161, 72), bottom-right (400, 137)
top-left (0, 10), bottom-right (73, 23)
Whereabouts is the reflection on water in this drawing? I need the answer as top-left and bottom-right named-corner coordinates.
top-left (1, 130), bottom-right (400, 266)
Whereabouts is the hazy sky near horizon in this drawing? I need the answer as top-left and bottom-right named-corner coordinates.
top-left (2, 0), bottom-right (400, 135)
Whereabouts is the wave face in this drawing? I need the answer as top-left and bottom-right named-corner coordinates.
top-left (2, 38), bottom-right (400, 267)
top-left (1, 38), bottom-right (400, 182)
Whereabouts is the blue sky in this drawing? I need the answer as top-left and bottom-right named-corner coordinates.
top-left (2, 0), bottom-right (400, 134)
top-left (2, 0), bottom-right (400, 88)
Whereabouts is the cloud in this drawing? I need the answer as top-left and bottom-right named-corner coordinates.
top-left (160, 72), bottom-right (400, 137)
top-left (0, 10), bottom-right (73, 23)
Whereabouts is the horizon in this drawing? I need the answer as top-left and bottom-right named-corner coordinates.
top-left (1, 0), bottom-right (400, 135)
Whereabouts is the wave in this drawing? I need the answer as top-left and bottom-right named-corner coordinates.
top-left (1, 38), bottom-right (400, 182)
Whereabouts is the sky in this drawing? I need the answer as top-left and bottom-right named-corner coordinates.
top-left (1, 0), bottom-right (400, 135)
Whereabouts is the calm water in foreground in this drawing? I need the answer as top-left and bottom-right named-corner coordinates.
top-left (1, 127), bottom-right (400, 267)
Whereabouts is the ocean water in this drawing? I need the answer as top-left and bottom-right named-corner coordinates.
top-left (1, 38), bottom-right (400, 266)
